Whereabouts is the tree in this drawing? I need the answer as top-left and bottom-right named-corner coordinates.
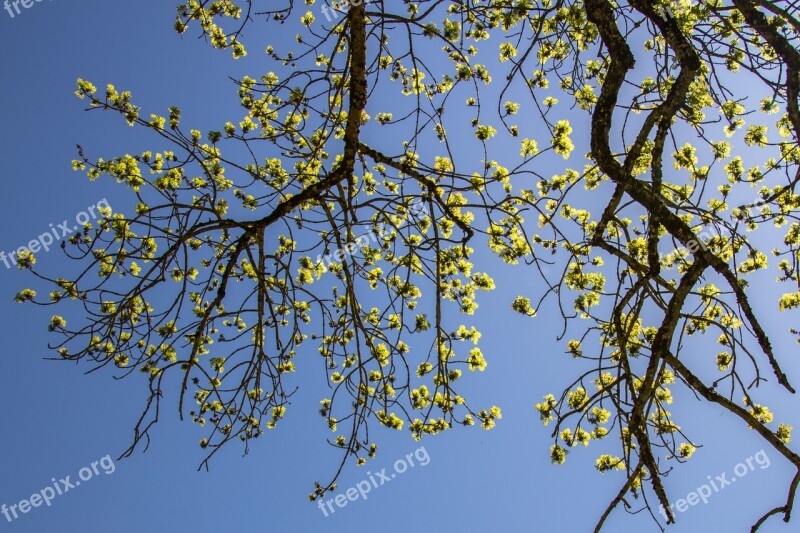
top-left (14, 0), bottom-right (800, 529)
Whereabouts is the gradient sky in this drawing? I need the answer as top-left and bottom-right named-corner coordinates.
top-left (1, 2), bottom-right (798, 532)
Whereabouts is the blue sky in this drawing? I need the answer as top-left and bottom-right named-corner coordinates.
top-left (0, 1), bottom-right (798, 532)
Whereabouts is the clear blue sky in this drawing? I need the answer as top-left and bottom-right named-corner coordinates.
top-left (0, 2), bottom-right (798, 532)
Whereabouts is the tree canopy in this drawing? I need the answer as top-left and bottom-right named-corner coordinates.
top-left (15, 0), bottom-right (800, 529)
